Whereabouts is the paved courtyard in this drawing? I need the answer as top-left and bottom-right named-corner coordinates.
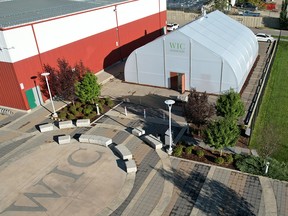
top-left (0, 102), bottom-right (287, 216)
top-left (0, 40), bottom-right (287, 215)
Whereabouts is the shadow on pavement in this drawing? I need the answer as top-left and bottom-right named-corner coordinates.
top-left (155, 166), bottom-right (256, 216)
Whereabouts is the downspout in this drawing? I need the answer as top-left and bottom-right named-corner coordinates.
top-left (31, 24), bottom-right (43, 70)
top-left (114, 6), bottom-right (123, 61)
top-left (189, 39), bottom-right (192, 89)
top-left (135, 51), bottom-right (139, 83)
top-left (163, 37), bottom-right (167, 87)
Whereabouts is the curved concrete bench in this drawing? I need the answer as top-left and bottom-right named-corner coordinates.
top-left (89, 136), bottom-right (112, 147)
top-left (76, 119), bottom-right (90, 127)
top-left (58, 120), bottom-right (74, 129)
top-left (115, 145), bottom-right (132, 160)
top-left (132, 127), bottom-right (145, 137)
top-left (79, 134), bottom-right (92, 143)
top-left (143, 134), bottom-right (163, 150)
top-left (78, 134), bottom-right (112, 147)
top-left (58, 135), bottom-right (71, 144)
top-left (125, 160), bottom-right (137, 173)
top-left (39, 123), bottom-right (54, 132)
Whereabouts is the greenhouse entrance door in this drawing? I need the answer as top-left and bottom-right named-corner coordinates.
top-left (170, 72), bottom-right (185, 94)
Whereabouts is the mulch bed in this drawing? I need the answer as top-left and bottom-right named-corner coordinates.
top-left (178, 145), bottom-right (237, 170)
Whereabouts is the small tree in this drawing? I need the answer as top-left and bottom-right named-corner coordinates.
top-left (205, 117), bottom-right (240, 156)
top-left (184, 88), bottom-right (215, 132)
top-left (258, 123), bottom-right (280, 159)
top-left (38, 58), bottom-right (88, 102)
top-left (216, 88), bottom-right (245, 120)
top-left (280, 0), bottom-right (288, 30)
top-left (75, 72), bottom-right (101, 104)
top-left (38, 64), bottom-right (59, 98)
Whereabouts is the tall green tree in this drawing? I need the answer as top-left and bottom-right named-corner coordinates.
top-left (280, 0), bottom-right (288, 29)
top-left (184, 88), bottom-right (215, 129)
top-left (205, 117), bottom-right (240, 156)
top-left (75, 72), bottom-right (101, 104)
top-left (216, 88), bottom-right (245, 119)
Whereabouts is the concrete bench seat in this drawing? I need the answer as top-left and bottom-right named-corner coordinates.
top-left (125, 160), bottom-right (137, 173)
top-left (78, 134), bottom-right (92, 143)
top-left (115, 145), bottom-right (132, 160)
top-left (143, 134), bottom-right (163, 150)
top-left (58, 120), bottom-right (74, 129)
top-left (89, 135), bottom-right (112, 147)
top-left (132, 127), bottom-right (145, 137)
top-left (58, 135), bottom-right (71, 145)
top-left (76, 119), bottom-right (90, 127)
top-left (39, 123), bottom-right (54, 132)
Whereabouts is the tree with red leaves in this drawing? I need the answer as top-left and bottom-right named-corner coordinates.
top-left (38, 58), bottom-right (88, 103)
top-left (184, 88), bottom-right (215, 133)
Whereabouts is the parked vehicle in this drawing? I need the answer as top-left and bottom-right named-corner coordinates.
top-left (238, 10), bottom-right (260, 17)
top-left (236, 2), bottom-right (258, 11)
top-left (167, 23), bottom-right (179, 31)
top-left (255, 33), bottom-right (274, 42)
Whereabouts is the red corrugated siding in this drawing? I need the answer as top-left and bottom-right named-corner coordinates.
top-left (0, 11), bottom-right (166, 110)
top-left (0, 62), bottom-right (27, 110)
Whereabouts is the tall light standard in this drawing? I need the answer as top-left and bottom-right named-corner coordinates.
top-left (165, 99), bottom-right (175, 155)
top-left (41, 72), bottom-right (58, 118)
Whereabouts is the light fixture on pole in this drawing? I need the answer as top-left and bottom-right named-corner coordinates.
top-left (41, 72), bottom-right (58, 118)
top-left (165, 99), bottom-right (175, 155)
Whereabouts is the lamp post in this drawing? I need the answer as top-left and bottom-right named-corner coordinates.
top-left (41, 72), bottom-right (58, 118)
top-left (165, 99), bottom-right (175, 155)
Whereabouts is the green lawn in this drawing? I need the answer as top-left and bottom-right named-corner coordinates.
top-left (250, 41), bottom-right (288, 163)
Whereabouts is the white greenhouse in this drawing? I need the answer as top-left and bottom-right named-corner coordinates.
top-left (124, 10), bottom-right (259, 94)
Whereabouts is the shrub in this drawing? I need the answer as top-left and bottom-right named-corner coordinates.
top-left (107, 99), bottom-right (114, 108)
top-left (98, 104), bottom-right (104, 114)
top-left (225, 154), bottom-right (234, 164)
top-left (98, 98), bottom-right (105, 106)
top-left (174, 145), bottom-right (184, 157)
top-left (84, 105), bottom-right (93, 115)
top-left (185, 146), bottom-right (194, 155)
top-left (235, 155), bottom-right (288, 181)
top-left (58, 111), bottom-right (67, 119)
top-left (69, 105), bottom-right (77, 113)
top-left (77, 107), bottom-right (83, 113)
top-left (75, 101), bottom-right (82, 108)
top-left (67, 113), bottom-right (75, 120)
top-left (196, 149), bottom-right (205, 158)
top-left (215, 157), bottom-right (225, 165)
top-left (88, 111), bottom-right (97, 119)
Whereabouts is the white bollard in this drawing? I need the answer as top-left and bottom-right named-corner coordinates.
top-left (96, 104), bottom-right (100, 115)
top-left (125, 106), bottom-right (127, 116)
top-left (144, 109), bottom-right (146, 119)
top-left (265, 161), bottom-right (270, 174)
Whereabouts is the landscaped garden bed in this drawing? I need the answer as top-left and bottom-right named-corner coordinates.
top-left (173, 142), bottom-right (237, 170)
top-left (56, 97), bottom-right (117, 122)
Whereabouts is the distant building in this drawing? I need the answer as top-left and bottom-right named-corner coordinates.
top-left (0, 0), bottom-right (166, 111)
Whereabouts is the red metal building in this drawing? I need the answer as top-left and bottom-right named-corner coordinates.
top-left (0, 0), bottom-right (166, 111)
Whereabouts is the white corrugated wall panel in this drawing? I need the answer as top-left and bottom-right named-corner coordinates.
top-left (159, 0), bottom-right (167, 12)
top-left (117, 0), bottom-right (159, 26)
top-left (0, 31), bottom-right (11, 63)
top-left (1, 26), bottom-right (38, 63)
top-left (34, 6), bottom-right (117, 53)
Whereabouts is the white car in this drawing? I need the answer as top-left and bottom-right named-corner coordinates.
top-left (255, 33), bottom-right (274, 42)
top-left (167, 23), bottom-right (179, 31)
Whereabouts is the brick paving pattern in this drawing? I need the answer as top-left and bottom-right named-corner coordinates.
top-left (272, 180), bottom-right (288, 216)
top-left (111, 150), bottom-right (160, 216)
